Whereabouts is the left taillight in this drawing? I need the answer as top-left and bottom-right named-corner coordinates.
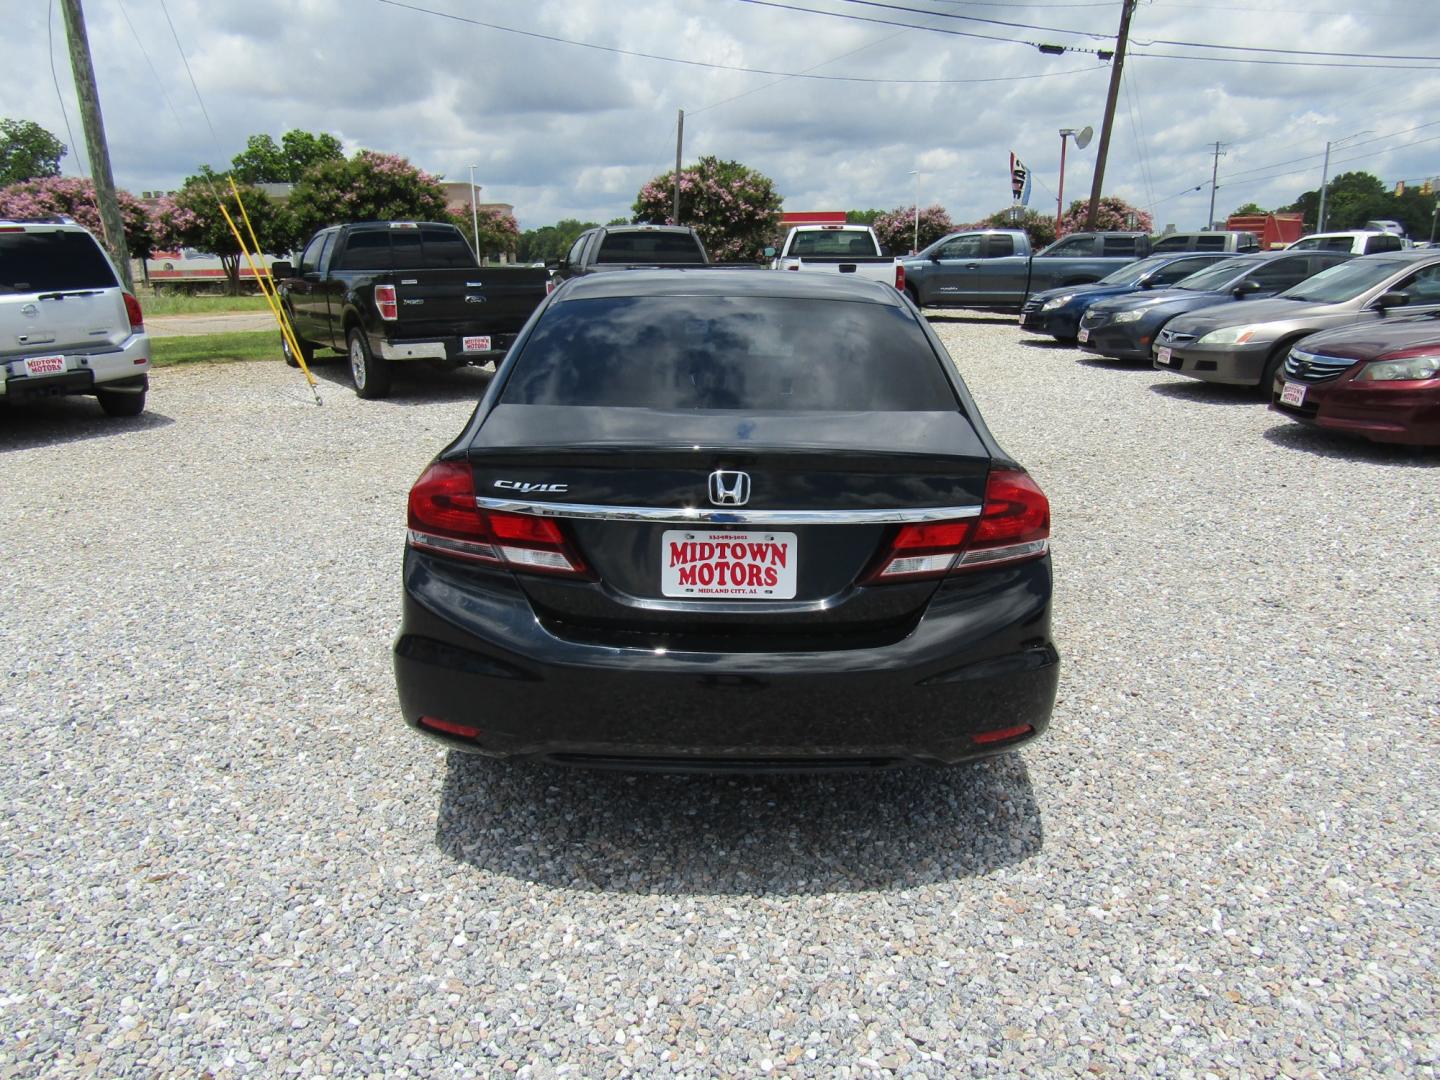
top-left (895, 263), bottom-right (906, 292)
top-left (862, 468), bottom-right (1050, 583)
top-left (123, 292), bottom-right (144, 331)
top-left (374, 284), bottom-right (398, 321)
top-left (406, 461), bottom-right (589, 577)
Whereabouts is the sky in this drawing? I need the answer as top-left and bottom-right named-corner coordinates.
top-left (9, 0), bottom-right (1440, 234)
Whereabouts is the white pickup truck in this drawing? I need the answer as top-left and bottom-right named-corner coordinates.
top-left (769, 225), bottom-right (905, 291)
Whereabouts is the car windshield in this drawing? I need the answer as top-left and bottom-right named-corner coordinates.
top-left (1173, 256), bottom-right (1266, 292)
top-left (1098, 256), bottom-right (1167, 286)
top-left (502, 295), bottom-right (956, 411)
top-left (1278, 258), bottom-right (1412, 302)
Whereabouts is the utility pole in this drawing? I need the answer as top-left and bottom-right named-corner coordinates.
top-left (1085, 0), bottom-right (1135, 229)
top-left (1316, 140), bottom-right (1333, 232)
top-left (1207, 142), bottom-right (1227, 229)
top-left (672, 109), bottom-right (684, 224)
top-left (468, 165), bottom-right (481, 261)
top-left (60, 0), bottom-right (132, 291)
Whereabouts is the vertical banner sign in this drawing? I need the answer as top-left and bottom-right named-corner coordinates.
top-left (1010, 152), bottom-right (1032, 207)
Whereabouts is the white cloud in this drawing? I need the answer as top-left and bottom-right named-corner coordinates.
top-left (7, 0), bottom-right (1437, 231)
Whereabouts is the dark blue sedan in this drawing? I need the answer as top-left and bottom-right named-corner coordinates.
top-left (1019, 253), bottom-right (1235, 341)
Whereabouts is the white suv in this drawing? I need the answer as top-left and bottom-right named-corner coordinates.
top-left (1, 218), bottom-right (150, 416)
top-left (1288, 231), bottom-right (1408, 256)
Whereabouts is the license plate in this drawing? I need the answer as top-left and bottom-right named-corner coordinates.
top-left (1156, 346), bottom-right (1173, 367)
top-left (1280, 382), bottom-right (1306, 407)
top-left (24, 354), bottom-right (66, 377)
top-left (661, 530), bottom-right (798, 599)
top-left (1077, 328), bottom-right (1090, 343)
top-left (462, 335), bottom-right (492, 353)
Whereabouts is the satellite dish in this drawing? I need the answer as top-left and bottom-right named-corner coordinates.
top-left (1076, 126), bottom-right (1094, 150)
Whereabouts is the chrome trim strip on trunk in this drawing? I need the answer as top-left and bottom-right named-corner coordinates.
top-left (475, 497), bottom-right (984, 525)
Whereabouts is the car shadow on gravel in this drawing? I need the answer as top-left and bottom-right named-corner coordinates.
top-left (0, 400), bottom-right (174, 452)
top-left (435, 753), bottom-right (1042, 895)
top-left (310, 362), bottom-right (493, 406)
top-left (1262, 422), bottom-right (1440, 466)
top-left (923, 313), bottom-right (1018, 327)
top-left (1017, 339), bottom-right (1075, 350)
top-left (1148, 380), bottom-right (1260, 406)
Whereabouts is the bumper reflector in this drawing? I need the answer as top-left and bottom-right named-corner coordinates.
top-left (418, 715), bottom-right (482, 739)
top-left (972, 723), bottom-right (1035, 745)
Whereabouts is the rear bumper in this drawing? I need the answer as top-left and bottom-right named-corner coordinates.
top-left (1, 334), bottom-right (150, 399)
top-left (376, 332), bottom-right (517, 363)
top-left (393, 551), bottom-right (1059, 770)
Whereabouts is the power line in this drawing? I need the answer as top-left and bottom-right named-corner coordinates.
top-left (375, 0), bottom-right (1110, 79)
top-left (158, 0), bottom-right (219, 152)
top-left (116, 0), bottom-right (186, 132)
top-left (832, 0), bottom-right (1111, 38)
top-left (1133, 35), bottom-right (1440, 62)
top-left (1218, 121), bottom-right (1440, 184)
top-left (1130, 49), bottom-right (1439, 70)
top-left (45, 0), bottom-right (81, 175)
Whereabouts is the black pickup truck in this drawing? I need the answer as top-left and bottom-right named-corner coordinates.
top-left (550, 224), bottom-right (709, 283)
top-left (273, 221), bottom-right (551, 399)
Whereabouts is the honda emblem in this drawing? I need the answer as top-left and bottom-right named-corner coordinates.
top-left (708, 470), bottom-right (751, 507)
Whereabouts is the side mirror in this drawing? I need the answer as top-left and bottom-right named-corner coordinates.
top-left (545, 259), bottom-right (560, 271)
top-left (1139, 276), bottom-right (1156, 289)
top-left (930, 252), bottom-right (942, 262)
top-left (1375, 291), bottom-right (1410, 310)
top-left (269, 260), bottom-right (293, 279)
top-left (1232, 279), bottom-right (1262, 297)
top-left (763, 246), bottom-right (776, 258)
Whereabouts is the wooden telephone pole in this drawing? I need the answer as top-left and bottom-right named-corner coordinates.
top-left (60, 0), bottom-right (133, 290)
top-left (1085, 0), bottom-right (1136, 230)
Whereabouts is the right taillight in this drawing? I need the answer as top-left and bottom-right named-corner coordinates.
top-left (374, 284), bottom-right (398, 321)
top-left (955, 468), bottom-right (1050, 570)
top-left (863, 468), bottom-right (1050, 583)
top-left (406, 461), bottom-right (589, 577)
top-left (123, 291), bottom-right (144, 331)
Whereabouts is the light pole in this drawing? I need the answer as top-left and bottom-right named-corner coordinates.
top-left (909, 170), bottom-right (920, 254)
top-left (467, 164), bottom-right (482, 260)
top-left (1316, 130), bottom-right (1372, 232)
top-left (1055, 128), bottom-right (1092, 235)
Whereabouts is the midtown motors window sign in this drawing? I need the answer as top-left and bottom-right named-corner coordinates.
top-left (661, 530), bottom-right (798, 598)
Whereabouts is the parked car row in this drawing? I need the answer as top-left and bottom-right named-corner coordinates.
top-left (1017, 246), bottom-right (1440, 445)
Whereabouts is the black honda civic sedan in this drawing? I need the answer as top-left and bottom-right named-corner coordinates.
top-left (393, 270), bottom-right (1057, 770)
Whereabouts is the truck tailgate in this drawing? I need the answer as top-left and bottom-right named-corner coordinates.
top-left (390, 268), bottom-right (550, 338)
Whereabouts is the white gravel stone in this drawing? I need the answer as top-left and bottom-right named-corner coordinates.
top-left (0, 327), bottom-right (1436, 1078)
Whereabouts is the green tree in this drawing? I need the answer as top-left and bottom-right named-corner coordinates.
top-left (516, 218), bottom-right (598, 263)
top-left (1230, 202), bottom-right (1267, 216)
top-left (846, 209), bottom-right (884, 226)
top-left (1284, 172), bottom-right (1391, 231)
top-left (0, 118), bottom-right (66, 186)
top-left (286, 150), bottom-right (449, 245)
top-left (230, 129), bottom-right (344, 184)
top-left (1058, 196), bottom-right (1152, 237)
top-left (872, 205), bottom-right (954, 254)
top-left (152, 169), bottom-right (288, 293)
top-left (982, 207), bottom-right (1057, 249)
top-left (632, 156), bottom-right (782, 261)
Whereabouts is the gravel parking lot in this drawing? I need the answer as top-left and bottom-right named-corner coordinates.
top-left (2, 317), bottom-right (1436, 1078)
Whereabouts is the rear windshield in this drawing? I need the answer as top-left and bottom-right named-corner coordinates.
top-left (331, 225), bottom-right (477, 271)
top-left (788, 230), bottom-right (878, 257)
top-left (501, 295), bottom-right (955, 411)
top-left (595, 232), bottom-right (706, 264)
top-left (0, 229), bottom-right (117, 294)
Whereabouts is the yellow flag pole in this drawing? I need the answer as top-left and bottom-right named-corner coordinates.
top-left (217, 200), bottom-right (321, 405)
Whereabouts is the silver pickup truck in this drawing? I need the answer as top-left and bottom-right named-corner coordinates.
top-left (902, 229), bottom-right (1152, 312)
top-left (769, 225), bottom-right (904, 291)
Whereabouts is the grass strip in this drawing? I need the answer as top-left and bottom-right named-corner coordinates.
top-left (140, 293), bottom-right (272, 317)
top-left (150, 330), bottom-right (280, 368)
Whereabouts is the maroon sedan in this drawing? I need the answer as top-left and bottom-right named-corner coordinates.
top-left (1271, 317), bottom-right (1440, 446)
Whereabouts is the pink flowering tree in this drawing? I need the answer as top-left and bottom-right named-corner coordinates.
top-left (0, 175), bottom-right (156, 258)
top-left (982, 207), bottom-right (1058, 249)
top-left (632, 156), bottom-right (782, 262)
top-left (151, 168), bottom-right (288, 293)
top-left (451, 203), bottom-right (522, 261)
top-left (1058, 197), bottom-right (1152, 239)
top-left (873, 205), bottom-right (954, 255)
top-left (287, 150), bottom-right (449, 246)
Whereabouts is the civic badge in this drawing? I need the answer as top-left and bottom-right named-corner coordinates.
top-left (708, 470), bottom-right (750, 507)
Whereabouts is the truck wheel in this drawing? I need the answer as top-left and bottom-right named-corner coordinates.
top-left (97, 387), bottom-right (146, 417)
top-left (348, 328), bottom-right (392, 399)
top-left (282, 333), bottom-right (316, 368)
